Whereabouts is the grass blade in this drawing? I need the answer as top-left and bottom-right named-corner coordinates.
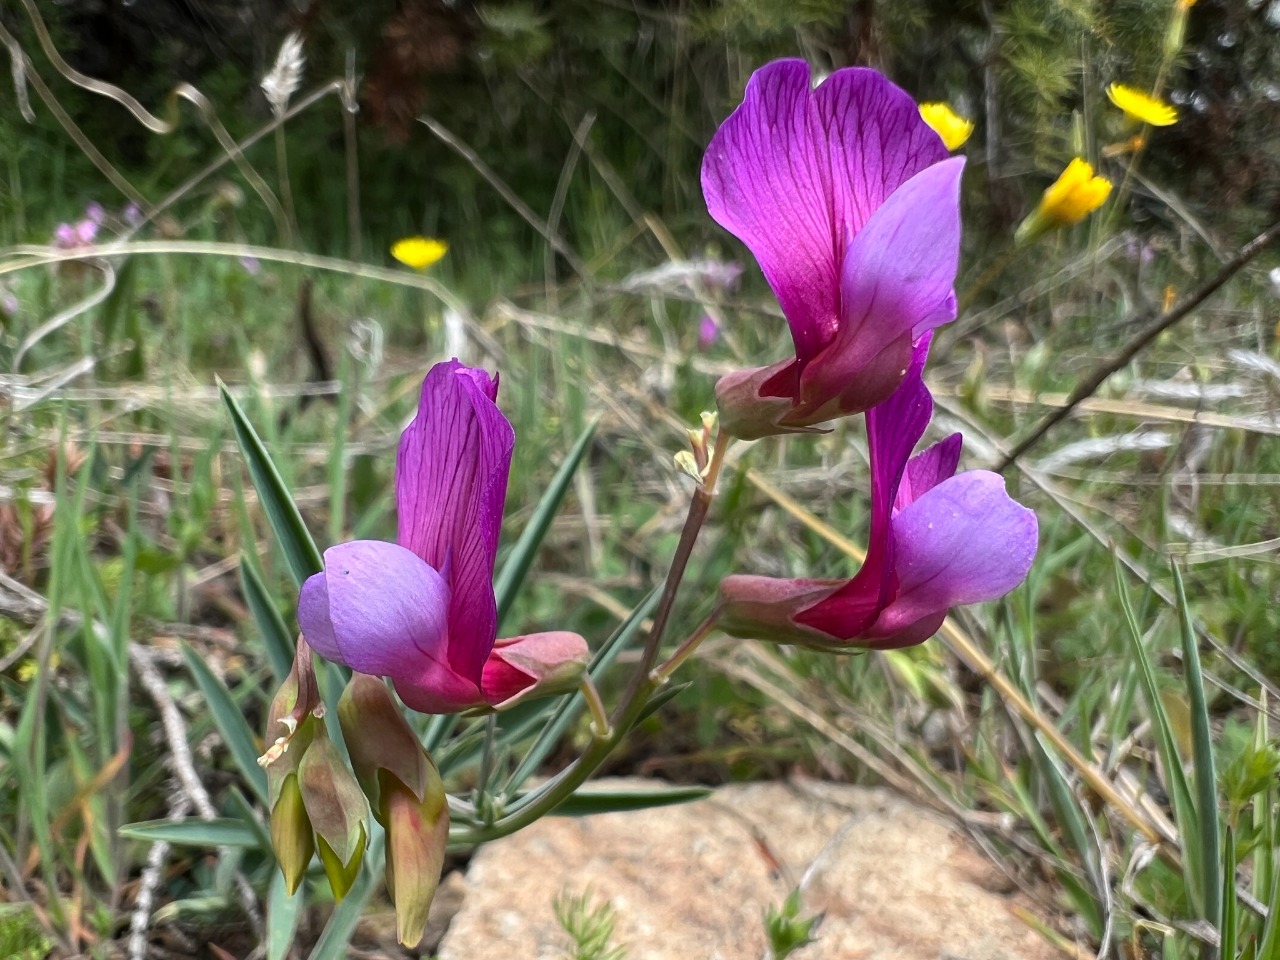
top-left (494, 417), bottom-right (597, 628)
top-left (118, 819), bottom-right (260, 847)
top-left (240, 557), bottom-right (295, 683)
top-left (1173, 561), bottom-right (1222, 941)
top-left (266, 869), bottom-right (304, 960)
top-left (179, 642), bottom-right (269, 804)
top-left (219, 379), bottom-right (323, 587)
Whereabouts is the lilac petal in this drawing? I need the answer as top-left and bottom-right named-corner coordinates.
top-left (869, 471), bottom-right (1038, 638)
top-left (395, 360), bottom-right (514, 685)
top-left (895, 434), bottom-right (962, 512)
top-left (702, 60), bottom-right (948, 364)
top-left (480, 631), bottom-right (590, 709)
top-left (793, 158), bottom-right (964, 419)
top-left (298, 540), bottom-right (450, 679)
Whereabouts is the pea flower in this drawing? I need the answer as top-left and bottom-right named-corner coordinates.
top-left (702, 59), bottom-right (965, 440)
top-left (392, 236), bottom-right (448, 270)
top-left (1106, 83), bottom-right (1178, 127)
top-left (1015, 158), bottom-right (1112, 244)
top-left (918, 102), bottom-right (974, 151)
top-left (298, 359), bottom-right (589, 713)
top-left (717, 336), bottom-right (1037, 648)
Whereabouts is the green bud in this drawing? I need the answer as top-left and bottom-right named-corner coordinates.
top-left (269, 772), bottom-right (314, 895)
top-left (337, 673), bottom-right (448, 947)
top-left (261, 640), bottom-right (323, 890)
top-left (382, 766), bottom-right (449, 948)
top-left (298, 733), bottom-right (370, 902)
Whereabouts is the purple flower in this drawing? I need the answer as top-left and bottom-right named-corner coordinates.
top-left (698, 314), bottom-right (721, 350)
top-left (123, 202), bottom-right (143, 227)
top-left (298, 360), bottom-right (589, 713)
top-left (702, 59), bottom-right (964, 440)
top-left (716, 336), bottom-right (1037, 648)
top-left (84, 202), bottom-right (106, 225)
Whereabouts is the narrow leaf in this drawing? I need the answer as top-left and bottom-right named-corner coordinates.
top-left (179, 641), bottom-right (269, 804)
top-left (531, 784), bottom-right (711, 816)
top-left (494, 418), bottom-right (598, 627)
top-left (241, 556), bottom-right (295, 682)
top-left (119, 818), bottom-right (260, 847)
top-left (267, 868), bottom-right (305, 960)
top-left (220, 380), bottom-right (323, 586)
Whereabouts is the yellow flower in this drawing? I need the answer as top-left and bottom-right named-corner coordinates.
top-left (1015, 158), bottom-right (1111, 244)
top-left (391, 236), bottom-right (448, 270)
top-left (918, 102), bottom-right (974, 151)
top-left (1106, 83), bottom-right (1178, 127)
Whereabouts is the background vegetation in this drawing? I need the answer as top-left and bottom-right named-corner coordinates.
top-left (2, 0), bottom-right (1280, 957)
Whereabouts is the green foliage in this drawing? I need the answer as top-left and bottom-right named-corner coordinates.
top-left (554, 888), bottom-right (628, 960)
top-left (764, 889), bottom-right (822, 959)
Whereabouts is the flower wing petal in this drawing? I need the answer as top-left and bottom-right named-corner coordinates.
top-left (871, 471), bottom-right (1038, 638)
top-left (298, 540), bottom-right (450, 679)
top-left (396, 360), bottom-right (515, 683)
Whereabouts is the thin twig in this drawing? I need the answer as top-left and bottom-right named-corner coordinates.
top-left (998, 218), bottom-right (1280, 471)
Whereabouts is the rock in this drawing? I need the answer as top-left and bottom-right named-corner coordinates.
top-left (439, 780), bottom-right (1059, 960)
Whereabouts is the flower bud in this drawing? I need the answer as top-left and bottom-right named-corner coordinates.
top-left (338, 674), bottom-right (449, 947)
top-left (297, 732), bottom-right (370, 901)
top-left (269, 772), bottom-right (314, 895)
top-left (382, 766), bottom-right (449, 947)
top-left (261, 640), bottom-right (323, 892)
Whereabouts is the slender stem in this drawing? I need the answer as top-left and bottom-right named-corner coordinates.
top-left (957, 244), bottom-right (1021, 313)
top-left (580, 677), bottom-right (611, 738)
top-left (997, 216), bottom-right (1280, 471)
top-left (612, 430), bottom-right (730, 724)
top-left (652, 611), bottom-right (720, 684)
top-left (456, 431), bottom-right (732, 844)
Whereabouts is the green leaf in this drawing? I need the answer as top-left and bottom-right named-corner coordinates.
top-left (267, 868), bottom-right (305, 960)
top-left (307, 843), bottom-right (379, 960)
top-left (220, 379), bottom-right (324, 587)
top-left (530, 783), bottom-right (711, 816)
top-left (1174, 561), bottom-right (1221, 935)
top-left (1114, 555), bottom-right (1202, 909)
top-left (634, 681), bottom-right (691, 725)
top-left (494, 417), bottom-right (597, 628)
top-left (179, 641), bottom-right (269, 804)
top-left (241, 556), bottom-right (295, 683)
top-left (118, 818), bottom-right (260, 847)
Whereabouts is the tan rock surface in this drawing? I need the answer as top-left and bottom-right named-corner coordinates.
top-left (439, 780), bottom-right (1060, 960)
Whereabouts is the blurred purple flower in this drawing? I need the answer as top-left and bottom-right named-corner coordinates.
top-left (717, 336), bottom-right (1037, 649)
top-left (702, 59), bottom-right (964, 439)
top-left (123, 202), bottom-right (143, 227)
top-left (53, 219), bottom-right (98, 249)
top-left (240, 256), bottom-right (261, 275)
top-left (85, 202), bottom-right (106, 225)
top-left (0, 284), bottom-right (18, 317)
top-left (698, 314), bottom-right (721, 350)
top-left (298, 360), bottom-right (588, 714)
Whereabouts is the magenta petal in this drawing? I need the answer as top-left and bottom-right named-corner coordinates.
top-left (298, 540), bottom-right (450, 679)
top-left (871, 471), bottom-right (1038, 638)
top-left (702, 60), bottom-right (948, 363)
top-left (895, 434), bottom-right (962, 512)
top-left (396, 360), bottom-right (514, 684)
top-left (794, 338), bottom-right (933, 639)
top-left (795, 158), bottom-right (964, 417)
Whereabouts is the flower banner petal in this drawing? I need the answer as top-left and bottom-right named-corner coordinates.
top-left (702, 59), bottom-right (948, 364)
top-left (396, 360), bottom-right (515, 684)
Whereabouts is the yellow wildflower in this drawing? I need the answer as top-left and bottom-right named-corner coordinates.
top-left (391, 236), bottom-right (448, 270)
top-left (1015, 158), bottom-right (1112, 244)
top-left (918, 102), bottom-right (974, 151)
top-left (1106, 83), bottom-right (1178, 127)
